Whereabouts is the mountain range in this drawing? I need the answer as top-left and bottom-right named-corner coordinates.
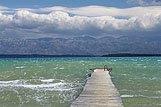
top-left (0, 35), bottom-right (161, 55)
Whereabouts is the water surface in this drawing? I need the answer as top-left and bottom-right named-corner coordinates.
top-left (0, 57), bottom-right (161, 107)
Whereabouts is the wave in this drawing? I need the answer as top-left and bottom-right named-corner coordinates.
top-left (40, 79), bottom-right (55, 83)
top-left (121, 94), bottom-right (161, 99)
top-left (0, 79), bottom-right (76, 91)
top-left (121, 95), bottom-right (134, 98)
top-left (15, 66), bottom-right (25, 69)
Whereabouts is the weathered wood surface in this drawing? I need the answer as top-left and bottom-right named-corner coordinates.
top-left (71, 69), bottom-right (123, 107)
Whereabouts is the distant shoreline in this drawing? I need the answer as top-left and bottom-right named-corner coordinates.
top-left (102, 54), bottom-right (161, 57)
top-left (0, 54), bottom-right (161, 58)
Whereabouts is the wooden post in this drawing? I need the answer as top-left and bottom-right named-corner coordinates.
top-left (104, 65), bottom-right (107, 71)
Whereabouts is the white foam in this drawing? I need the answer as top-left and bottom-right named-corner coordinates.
top-left (59, 68), bottom-right (64, 70)
top-left (18, 82), bottom-right (69, 91)
top-left (0, 80), bottom-right (23, 84)
top-left (121, 74), bottom-right (127, 76)
top-left (40, 79), bottom-right (55, 83)
top-left (121, 95), bottom-right (134, 98)
top-left (138, 95), bottom-right (161, 99)
top-left (121, 94), bottom-right (161, 99)
top-left (0, 79), bottom-right (74, 91)
top-left (15, 66), bottom-right (25, 69)
top-left (53, 67), bottom-right (59, 69)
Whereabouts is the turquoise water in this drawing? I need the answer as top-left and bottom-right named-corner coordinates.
top-left (0, 57), bottom-right (161, 107)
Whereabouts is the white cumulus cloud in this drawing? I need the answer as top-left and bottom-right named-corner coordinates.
top-left (0, 5), bottom-right (161, 37)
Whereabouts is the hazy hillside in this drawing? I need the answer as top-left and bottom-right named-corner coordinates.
top-left (0, 35), bottom-right (161, 55)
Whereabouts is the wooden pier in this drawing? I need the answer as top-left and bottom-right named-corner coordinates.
top-left (71, 68), bottom-right (123, 107)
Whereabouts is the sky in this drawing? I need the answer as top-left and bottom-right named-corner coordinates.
top-left (0, 0), bottom-right (161, 8)
top-left (0, 0), bottom-right (131, 8)
top-left (0, 0), bottom-right (161, 38)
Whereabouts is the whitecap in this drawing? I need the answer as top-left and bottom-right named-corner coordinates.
top-left (40, 79), bottom-right (55, 83)
top-left (15, 66), bottom-right (25, 69)
top-left (59, 67), bottom-right (64, 70)
top-left (157, 60), bottom-right (161, 62)
top-left (53, 67), bottom-right (59, 69)
top-left (121, 94), bottom-right (161, 99)
top-left (143, 66), bottom-right (147, 68)
top-left (0, 79), bottom-right (75, 91)
top-left (19, 82), bottom-right (71, 91)
top-left (0, 80), bottom-right (23, 84)
top-left (121, 74), bottom-right (127, 76)
top-left (121, 95), bottom-right (134, 98)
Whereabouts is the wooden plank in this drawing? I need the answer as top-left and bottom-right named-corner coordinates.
top-left (71, 69), bottom-right (123, 107)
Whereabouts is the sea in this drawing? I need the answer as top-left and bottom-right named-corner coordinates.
top-left (0, 57), bottom-right (161, 107)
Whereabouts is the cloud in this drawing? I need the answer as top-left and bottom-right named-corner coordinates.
top-left (0, 5), bottom-right (161, 37)
top-left (0, 6), bottom-right (9, 10)
top-left (127, 0), bottom-right (161, 6)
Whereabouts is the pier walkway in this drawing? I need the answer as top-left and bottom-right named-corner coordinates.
top-left (71, 68), bottom-right (123, 107)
